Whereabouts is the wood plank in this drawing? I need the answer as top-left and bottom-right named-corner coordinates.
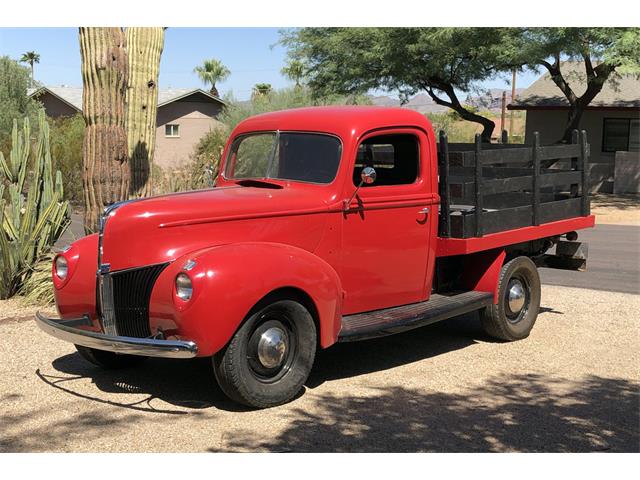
top-left (538, 144), bottom-right (581, 161)
top-left (474, 135), bottom-right (483, 237)
top-left (538, 197), bottom-right (582, 224)
top-left (483, 175), bottom-right (533, 195)
top-left (438, 131), bottom-right (451, 238)
top-left (480, 148), bottom-right (532, 165)
top-left (532, 133), bottom-right (541, 226)
top-left (450, 166), bottom-right (533, 177)
top-left (539, 170), bottom-right (582, 188)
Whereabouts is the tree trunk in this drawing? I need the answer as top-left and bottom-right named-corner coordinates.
top-left (453, 106), bottom-right (496, 143)
top-left (125, 27), bottom-right (165, 198)
top-left (425, 83), bottom-right (496, 142)
top-left (541, 57), bottom-right (615, 144)
top-left (79, 27), bottom-right (129, 234)
top-left (209, 84), bottom-right (219, 97)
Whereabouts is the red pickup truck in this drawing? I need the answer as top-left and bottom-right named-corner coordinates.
top-left (37, 107), bottom-right (594, 408)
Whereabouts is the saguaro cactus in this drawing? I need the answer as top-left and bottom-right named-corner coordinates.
top-left (0, 111), bottom-right (70, 299)
top-left (79, 27), bottom-right (129, 233)
top-left (126, 27), bottom-right (165, 197)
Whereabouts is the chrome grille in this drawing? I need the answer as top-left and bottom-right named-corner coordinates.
top-left (98, 263), bottom-right (169, 338)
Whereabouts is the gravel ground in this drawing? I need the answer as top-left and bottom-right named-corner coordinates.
top-left (591, 194), bottom-right (640, 225)
top-left (1, 285), bottom-right (638, 453)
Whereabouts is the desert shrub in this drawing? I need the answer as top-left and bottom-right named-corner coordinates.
top-left (48, 113), bottom-right (84, 204)
top-left (427, 111), bottom-right (483, 143)
top-left (19, 252), bottom-right (56, 305)
top-left (0, 112), bottom-right (70, 299)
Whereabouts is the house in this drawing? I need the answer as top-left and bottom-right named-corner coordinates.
top-left (508, 62), bottom-right (640, 193)
top-left (28, 86), bottom-right (226, 170)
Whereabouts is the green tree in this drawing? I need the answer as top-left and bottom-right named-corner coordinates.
top-left (281, 59), bottom-right (305, 88)
top-left (512, 28), bottom-right (640, 143)
top-left (19, 51), bottom-right (40, 87)
top-left (0, 56), bottom-right (40, 153)
top-left (193, 58), bottom-right (230, 98)
top-left (280, 28), bottom-right (518, 142)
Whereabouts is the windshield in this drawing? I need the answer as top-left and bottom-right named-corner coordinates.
top-left (225, 132), bottom-right (342, 184)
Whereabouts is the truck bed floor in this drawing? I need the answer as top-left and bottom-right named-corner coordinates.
top-left (338, 291), bottom-right (494, 342)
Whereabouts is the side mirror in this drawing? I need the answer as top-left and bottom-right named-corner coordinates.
top-left (344, 166), bottom-right (377, 211)
top-left (361, 166), bottom-right (377, 185)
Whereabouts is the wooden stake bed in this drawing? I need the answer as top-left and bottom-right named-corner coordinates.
top-left (437, 130), bottom-right (591, 240)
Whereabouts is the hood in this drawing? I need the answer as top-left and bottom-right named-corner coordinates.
top-left (100, 184), bottom-right (333, 271)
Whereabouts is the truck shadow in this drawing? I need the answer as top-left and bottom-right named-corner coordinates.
top-left (40, 308), bottom-right (562, 413)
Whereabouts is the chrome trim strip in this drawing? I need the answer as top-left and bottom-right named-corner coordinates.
top-left (35, 312), bottom-right (198, 359)
top-left (98, 272), bottom-right (118, 335)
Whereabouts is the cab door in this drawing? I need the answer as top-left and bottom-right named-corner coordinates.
top-left (340, 129), bottom-right (437, 315)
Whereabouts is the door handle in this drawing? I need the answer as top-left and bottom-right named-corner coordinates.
top-left (418, 207), bottom-right (430, 214)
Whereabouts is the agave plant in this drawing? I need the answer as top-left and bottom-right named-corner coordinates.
top-left (0, 110), bottom-right (70, 300)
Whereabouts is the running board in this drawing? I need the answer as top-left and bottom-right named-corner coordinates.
top-left (338, 291), bottom-right (494, 342)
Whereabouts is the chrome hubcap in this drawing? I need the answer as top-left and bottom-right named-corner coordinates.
top-left (257, 327), bottom-right (287, 369)
top-left (507, 279), bottom-right (526, 313)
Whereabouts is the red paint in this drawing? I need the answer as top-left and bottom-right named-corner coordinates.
top-left (51, 106), bottom-right (595, 356)
top-left (458, 249), bottom-right (507, 303)
top-left (437, 215), bottom-right (595, 257)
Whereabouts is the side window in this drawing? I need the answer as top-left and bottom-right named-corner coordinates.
top-left (353, 134), bottom-right (419, 186)
top-left (602, 118), bottom-right (639, 152)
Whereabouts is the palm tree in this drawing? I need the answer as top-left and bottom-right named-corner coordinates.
top-left (20, 51), bottom-right (40, 87)
top-left (193, 58), bottom-right (230, 98)
top-left (252, 83), bottom-right (273, 99)
top-left (281, 60), bottom-right (305, 88)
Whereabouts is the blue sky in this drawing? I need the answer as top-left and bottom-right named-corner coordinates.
top-left (0, 27), bottom-right (540, 101)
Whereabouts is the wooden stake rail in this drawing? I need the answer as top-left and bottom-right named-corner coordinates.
top-left (437, 130), bottom-right (590, 239)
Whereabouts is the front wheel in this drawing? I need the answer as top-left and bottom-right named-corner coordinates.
top-left (481, 256), bottom-right (541, 341)
top-left (213, 299), bottom-right (317, 408)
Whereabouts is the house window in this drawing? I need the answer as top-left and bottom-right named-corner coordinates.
top-left (602, 118), bottom-right (640, 152)
top-left (353, 134), bottom-right (419, 186)
top-left (165, 124), bottom-right (180, 138)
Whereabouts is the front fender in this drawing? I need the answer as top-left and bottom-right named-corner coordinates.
top-left (149, 242), bottom-right (343, 356)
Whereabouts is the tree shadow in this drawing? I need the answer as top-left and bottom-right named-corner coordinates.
top-left (591, 193), bottom-right (640, 211)
top-left (0, 406), bottom-right (143, 452)
top-left (214, 374), bottom-right (640, 453)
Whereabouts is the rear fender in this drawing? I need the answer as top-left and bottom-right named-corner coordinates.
top-left (149, 242), bottom-right (343, 356)
top-left (458, 248), bottom-right (506, 303)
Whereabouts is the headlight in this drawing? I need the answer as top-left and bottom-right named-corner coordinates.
top-left (175, 273), bottom-right (193, 301)
top-left (54, 256), bottom-right (68, 280)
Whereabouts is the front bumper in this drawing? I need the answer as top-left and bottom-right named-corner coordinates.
top-left (35, 312), bottom-right (198, 359)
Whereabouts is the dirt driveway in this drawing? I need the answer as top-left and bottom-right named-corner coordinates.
top-left (1, 284), bottom-right (638, 453)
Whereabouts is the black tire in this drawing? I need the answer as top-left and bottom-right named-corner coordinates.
top-left (75, 345), bottom-right (147, 369)
top-left (481, 256), bottom-right (541, 341)
top-left (213, 299), bottom-right (317, 409)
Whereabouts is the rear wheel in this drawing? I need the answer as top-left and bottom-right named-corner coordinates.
top-left (213, 299), bottom-right (317, 408)
top-left (481, 256), bottom-right (541, 341)
top-left (75, 345), bottom-right (147, 369)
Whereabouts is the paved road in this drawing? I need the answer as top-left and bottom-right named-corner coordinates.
top-left (539, 224), bottom-right (640, 294)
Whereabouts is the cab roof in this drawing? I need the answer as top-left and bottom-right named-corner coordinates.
top-left (231, 106), bottom-right (434, 141)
